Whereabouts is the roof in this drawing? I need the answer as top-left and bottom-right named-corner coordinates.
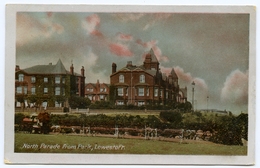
top-left (170, 68), bottom-right (178, 79)
top-left (149, 48), bottom-right (159, 62)
top-left (21, 59), bottom-right (69, 75)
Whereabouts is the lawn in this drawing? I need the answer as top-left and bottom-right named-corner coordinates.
top-left (15, 133), bottom-right (247, 155)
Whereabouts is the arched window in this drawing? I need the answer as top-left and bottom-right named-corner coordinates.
top-left (140, 74), bottom-right (145, 83)
top-left (119, 74), bottom-right (124, 83)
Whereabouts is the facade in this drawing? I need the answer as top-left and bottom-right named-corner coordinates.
top-left (15, 59), bottom-right (85, 108)
top-left (85, 80), bottom-right (110, 102)
top-left (110, 49), bottom-right (187, 106)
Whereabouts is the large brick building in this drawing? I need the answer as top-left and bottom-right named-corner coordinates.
top-left (85, 80), bottom-right (110, 102)
top-left (15, 59), bottom-right (85, 108)
top-left (110, 49), bottom-right (187, 106)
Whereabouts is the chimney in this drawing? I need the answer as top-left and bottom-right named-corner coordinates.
top-left (15, 65), bottom-right (20, 71)
top-left (81, 66), bottom-right (85, 77)
top-left (126, 61), bottom-right (132, 67)
top-left (112, 63), bottom-right (117, 73)
top-left (70, 64), bottom-right (74, 75)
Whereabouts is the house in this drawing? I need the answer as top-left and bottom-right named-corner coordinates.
top-left (85, 80), bottom-right (110, 102)
top-left (110, 49), bottom-right (187, 106)
top-left (15, 59), bottom-right (85, 108)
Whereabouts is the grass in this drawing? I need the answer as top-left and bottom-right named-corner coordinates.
top-left (15, 133), bottom-right (247, 155)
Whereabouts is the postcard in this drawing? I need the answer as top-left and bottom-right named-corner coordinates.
top-left (4, 4), bottom-right (256, 165)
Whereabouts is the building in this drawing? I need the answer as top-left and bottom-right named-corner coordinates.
top-left (15, 59), bottom-right (85, 108)
top-left (85, 80), bottom-right (110, 102)
top-left (110, 49), bottom-right (187, 106)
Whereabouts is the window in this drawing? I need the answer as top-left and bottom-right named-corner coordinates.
top-left (117, 101), bottom-right (124, 105)
top-left (154, 88), bottom-right (158, 97)
top-left (138, 101), bottom-right (145, 106)
top-left (140, 75), bottom-right (145, 83)
top-left (138, 88), bottom-right (144, 96)
top-left (55, 101), bottom-right (61, 107)
top-left (88, 95), bottom-right (92, 100)
top-left (100, 95), bottom-right (104, 100)
top-left (24, 87), bottom-right (28, 94)
top-left (42, 101), bottom-right (47, 108)
top-left (160, 90), bottom-right (163, 98)
top-left (55, 76), bottom-right (60, 84)
top-left (44, 88), bottom-right (48, 94)
top-left (16, 86), bottom-right (22, 94)
top-left (118, 88), bottom-right (124, 96)
top-left (31, 87), bottom-right (36, 95)
top-left (62, 77), bottom-right (66, 84)
top-left (119, 74), bottom-right (124, 83)
top-left (31, 76), bottom-right (36, 83)
top-left (100, 88), bottom-right (107, 92)
top-left (18, 74), bottom-right (24, 82)
top-left (44, 77), bottom-right (48, 83)
top-left (146, 88), bottom-right (149, 96)
top-left (166, 91), bottom-right (168, 99)
top-left (55, 87), bottom-right (60, 95)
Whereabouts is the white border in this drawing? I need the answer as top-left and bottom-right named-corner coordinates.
top-left (3, 2), bottom-right (257, 167)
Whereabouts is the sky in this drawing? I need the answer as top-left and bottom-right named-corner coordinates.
top-left (16, 12), bottom-right (249, 114)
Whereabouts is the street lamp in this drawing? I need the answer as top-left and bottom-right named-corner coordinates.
top-left (207, 96), bottom-right (209, 112)
top-left (191, 81), bottom-right (195, 112)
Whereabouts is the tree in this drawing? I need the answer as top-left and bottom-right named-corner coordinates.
top-left (68, 96), bottom-right (91, 109)
top-left (16, 95), bottom-right (25, 111)
top-left (236, 113), bottom-right (248, 141)
top-left (54, 95), bottom-right (66, 107)
top-left (38, 112), bottom-right (51, 134)
top-left (109, 85), bottom-right (116, 105)
top-left (159, 111), bottom-right (182, 128)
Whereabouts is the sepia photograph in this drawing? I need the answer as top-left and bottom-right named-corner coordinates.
top-left (4, 4), bottom-right (256, 165)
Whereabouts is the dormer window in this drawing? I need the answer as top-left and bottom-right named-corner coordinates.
top-left (119, 74), bottom-right (124, 83)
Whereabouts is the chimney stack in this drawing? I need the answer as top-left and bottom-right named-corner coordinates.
top-left (81, 66), bottom-right (85, 77)
top-left (112, 63), bottom-right (117, 74)
top-left (70, 64), bottom-right (74, 75)
top-left (15, 65), bottom-right (20, 71)
top-left (127, 61), bottom-right (132, 67)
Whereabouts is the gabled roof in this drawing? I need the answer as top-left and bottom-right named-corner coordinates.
top-left (170, 68), bottom-right (178, 79)
top-left (22, 59), bottom-right (68, 75)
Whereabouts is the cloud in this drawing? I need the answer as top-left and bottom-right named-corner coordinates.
top-left (161, 66), bottom-right (209, 107)
top-left (16, 13), bottom-right (64, 47)
top-left (109, 43), bottom-right (133, 57)
top-left (82, 14), bottom-right (103, 37)
top-left (137, 39), bottom-right (169, 62)
top-left (221, 69), bottom-right (248, 105)
top-left (116, 33), bottom-right (133, 41)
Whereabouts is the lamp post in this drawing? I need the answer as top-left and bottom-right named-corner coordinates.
top-left (207, 96), bottom-right (209, 112)
top-left (191, 81), bottom-right (195, 112)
